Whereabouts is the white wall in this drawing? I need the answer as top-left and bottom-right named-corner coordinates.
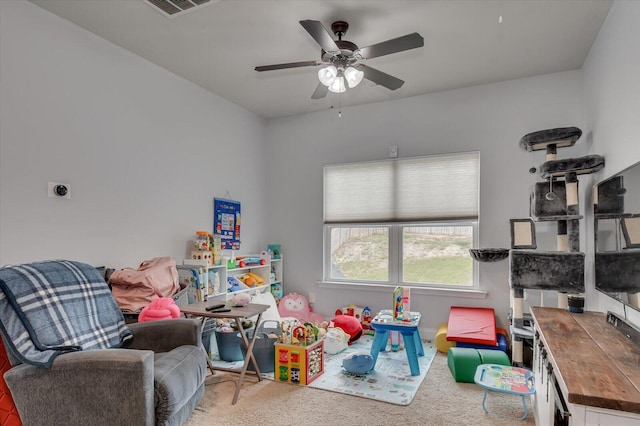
top-left (0, 0), bottom-right (268, 268)
top-left (583, 0), bottom-right (640, 327)
top-left (264, 70), bottom-right (586, 332)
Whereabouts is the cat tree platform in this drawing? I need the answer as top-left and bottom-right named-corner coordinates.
top-left (509, 251), bottom-right (585, 292)
top-left (595, 251), bottom-right (640, 293)
top-left (519, 127), bottom-right (582, 152)
top-left (540, 155), bottom-right (605, 179)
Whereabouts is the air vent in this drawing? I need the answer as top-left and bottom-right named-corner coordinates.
top-left (144, 0), bottom-right (219, 18)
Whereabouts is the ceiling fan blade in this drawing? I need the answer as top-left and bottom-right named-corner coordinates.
top-left (300, 20), bottom-right (340, 54)
top-left (355, 32), bottom-right (424, 60)
top-left (355, 64), bottom-right (405, 91)
top-left (311, 83), bottom-right (329, 99)
top-left (255, 60), bottom-right (322, 72)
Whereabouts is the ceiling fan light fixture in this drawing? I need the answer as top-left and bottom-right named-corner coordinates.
top-left (256, 20), bottom-right (424, 99)
top-left (344, 66), bottom-right (364, 88)
top-left (328, 76), bottom-right (346, 93)
top-left (318, 65), bottom-right (338, 86)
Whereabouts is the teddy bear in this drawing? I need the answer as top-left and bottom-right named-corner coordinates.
top-left (277, 293), bottom-right (323, 323)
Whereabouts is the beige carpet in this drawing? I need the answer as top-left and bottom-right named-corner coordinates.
top-left (185, 351), bottom-right (536, 426)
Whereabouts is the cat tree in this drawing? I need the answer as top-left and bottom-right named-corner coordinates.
top-left (594, 172), bottom-right (640, 308)
top-left (471, 127), bottom-right (605, 366)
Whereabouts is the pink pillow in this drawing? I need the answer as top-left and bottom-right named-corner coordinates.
top-left (138, 297), bottom-right (181, 322)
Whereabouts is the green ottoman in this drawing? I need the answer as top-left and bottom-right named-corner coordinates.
top-left (447, 347), bottom-right (510, 383)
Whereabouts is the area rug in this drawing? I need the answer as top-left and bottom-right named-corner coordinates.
top-left (209, 334), bottom-right (436, 406)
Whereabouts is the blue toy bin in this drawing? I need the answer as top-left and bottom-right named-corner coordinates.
top-left (215, 325), bottom-right (254, 362)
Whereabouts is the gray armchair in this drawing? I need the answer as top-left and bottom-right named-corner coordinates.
top-left (0, 260), bottom-right (208, 426)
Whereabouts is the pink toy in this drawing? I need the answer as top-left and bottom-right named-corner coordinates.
top-left (138, 297), bottom-right (181, 322)
top-left (231, 292), bottom-right (251, 307)
top-left (278, 293), bottom-right (323, 323)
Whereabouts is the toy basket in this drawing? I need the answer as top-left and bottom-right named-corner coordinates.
top-left (201, 318), bottom-right (216, 358)
top-left (257, 320), bottom-right (282, 337)
top-left (215, 325), bottom-right (254, 362)
top-left (239, 320), bottom-right (282, 372)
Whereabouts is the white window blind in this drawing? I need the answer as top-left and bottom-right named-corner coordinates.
top-left (324, 151), bottom-right (479, 223)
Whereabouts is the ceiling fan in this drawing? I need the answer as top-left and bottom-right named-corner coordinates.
top-left (255, 20), bottom-right (424, 99)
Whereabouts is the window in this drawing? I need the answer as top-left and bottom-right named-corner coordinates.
top-left (323, 152), bottom-right (479, 288)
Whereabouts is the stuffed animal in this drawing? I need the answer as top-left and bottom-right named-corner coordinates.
top-left (331, 314), bottom-right (363, 345)
top-left (323, 327), bottom-right (349, 354)
top-left (278, 293), bottom-right (323, 323)
top-left (227, 276), bottom-right (245, 292)
top-left (231, 292), bottom-right (251, 307)
top-left (335, 304), bottom-right (365, 321)
top-left (138, 297), bottom-right (181, 322)
top-left (317, 320), bottom-right (330, 339)
top-left (342, 351), bottom-right (374, 375)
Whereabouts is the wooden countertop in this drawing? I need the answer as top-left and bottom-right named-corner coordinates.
top-left (531, 307), bottom-right (640, 414)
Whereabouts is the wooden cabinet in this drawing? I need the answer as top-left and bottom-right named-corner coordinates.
top-left (532, 334), bottom-right (558, 426)
top-left (531, 307), bottom-right (640, 426)
top-left (586, 408), bottom-right (640, 426)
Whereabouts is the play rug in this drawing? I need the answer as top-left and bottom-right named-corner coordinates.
top-left (209, 334), bottom-right (436, 406)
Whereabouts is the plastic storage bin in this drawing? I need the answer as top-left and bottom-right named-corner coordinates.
top-left (239, 320), bottom-right (281, 372)
top-left (215, 325), bottom-right (254, 362)
top-left (172, 283), bottom-right (189, 307)
top-left (201, 318), bottom-right (216, 358)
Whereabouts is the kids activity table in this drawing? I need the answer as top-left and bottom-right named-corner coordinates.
top-left (473, 363), bottom-right (535, 420)
top-left (370, 309), bottom-right (424, 376)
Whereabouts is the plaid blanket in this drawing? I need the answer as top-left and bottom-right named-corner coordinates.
top-left (0, 260), bottom-right (132, 367)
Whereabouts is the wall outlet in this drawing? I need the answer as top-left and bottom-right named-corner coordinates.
top-left (48, 182), bottom-right (71, 199)
top-left (606, 311), bottom-right (640, 348)
top-left (389, 146), bottom-right (398, 158)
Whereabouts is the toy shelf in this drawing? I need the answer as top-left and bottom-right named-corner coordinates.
top-left (269, 257), bottom-right (283, 302)
top-left (180, 253), bottom-right (281, 303)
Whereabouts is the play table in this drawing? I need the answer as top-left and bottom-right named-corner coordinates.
top-left (370, 309), bottom-right (424, 376)
top-left (180, 301), bottom-right (269, 405)
top-left (473, 363), bottom-right (535, 420)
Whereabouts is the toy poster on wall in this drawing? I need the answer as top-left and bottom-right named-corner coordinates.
top-left (214, 198), bottom-right (241, 250)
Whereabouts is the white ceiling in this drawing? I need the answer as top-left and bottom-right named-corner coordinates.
top-left (28, 0), bottom-right (613, 119)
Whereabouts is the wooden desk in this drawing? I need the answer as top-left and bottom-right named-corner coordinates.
top-left (531, 307), bottom-right (640, 424)
top-left (180, 302), bottom-right (269, 405)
